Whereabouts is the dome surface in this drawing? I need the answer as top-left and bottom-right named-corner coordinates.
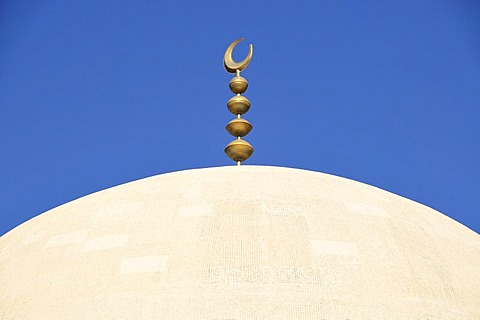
top-left (1, 166), bottom-right (479, 319)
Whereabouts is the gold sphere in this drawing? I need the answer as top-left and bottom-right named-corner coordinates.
top-left (227, 95), bottom-right (250, 115)
top-left (229, 76), bottom-right (248, 94)
top-left (224, 139), bottom-right (254, 162)
top-left (226, 118), bottom-right (253, 137)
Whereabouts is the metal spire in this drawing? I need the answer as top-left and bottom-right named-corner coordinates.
top-left (223, 38), bottom-right (254, 166)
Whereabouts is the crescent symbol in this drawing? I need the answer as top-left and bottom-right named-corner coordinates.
top-left (223, 38), bottom-right (253, 73)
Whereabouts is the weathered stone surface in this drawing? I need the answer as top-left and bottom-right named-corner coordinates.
top-left (1, 166), bottom-right (479, 319)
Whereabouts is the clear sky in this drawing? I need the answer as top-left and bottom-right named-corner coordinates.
top-left (0, 0), bottom-right (479, 236)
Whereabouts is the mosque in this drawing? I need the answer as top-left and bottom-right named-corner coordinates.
top-left (1, 39), bottom-right (479, 319)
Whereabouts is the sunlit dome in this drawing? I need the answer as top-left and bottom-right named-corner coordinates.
top-left (1, 166), bottom-right (479, 319)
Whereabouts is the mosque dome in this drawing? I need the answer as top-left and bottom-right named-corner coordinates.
top-left (1, 166), bottom-right (479, 319)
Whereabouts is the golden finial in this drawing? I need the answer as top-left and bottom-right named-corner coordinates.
top-left (223, 38), bottom-right (254, 166)
top-left (224, 38), bottom-right (253, 73)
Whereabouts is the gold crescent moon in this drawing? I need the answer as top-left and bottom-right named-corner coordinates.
top-left (223, 38), bottom-right (253, 73)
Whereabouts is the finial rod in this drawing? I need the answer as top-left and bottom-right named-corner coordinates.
top-left (223, 38), bottom-right (254, 165)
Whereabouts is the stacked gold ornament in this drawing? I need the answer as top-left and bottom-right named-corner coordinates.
top-left (223, 38), bottom-right (254, 166)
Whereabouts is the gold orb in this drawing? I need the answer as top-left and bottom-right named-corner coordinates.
top-left (227, 95), bottom-right (250, 115)
top-left (224, 139), bottom-right (254, 162)
top-left (229, 76), bottom-right (248, 94)
top-left (226, 118), bottom-right (253, 137)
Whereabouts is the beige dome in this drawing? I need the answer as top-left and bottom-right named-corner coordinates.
top-left (1, 166), bottom-right (479, 319)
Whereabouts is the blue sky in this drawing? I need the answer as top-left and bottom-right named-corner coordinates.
top-left (0, 0), bottom-right (479, 236)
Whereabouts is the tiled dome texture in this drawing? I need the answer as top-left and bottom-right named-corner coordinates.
top-left (1, 166), bottom-right (479, 319)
